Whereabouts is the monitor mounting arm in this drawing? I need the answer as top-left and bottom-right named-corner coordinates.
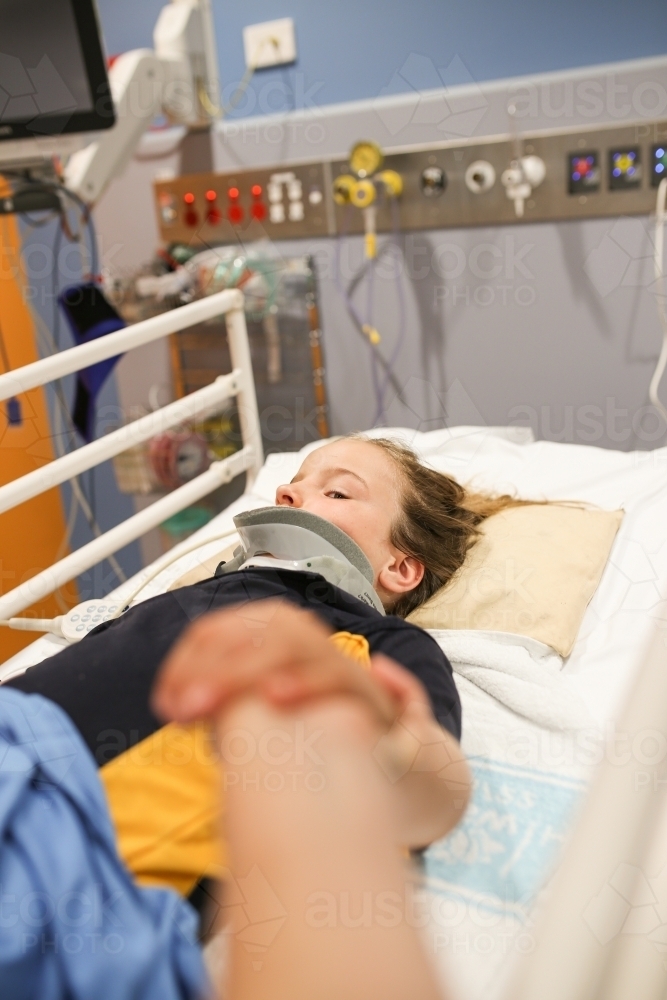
top-left (64, 0), bottom-right (219, 206)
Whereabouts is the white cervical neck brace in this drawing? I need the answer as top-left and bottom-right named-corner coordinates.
top-left (217, 507), bottom-right (386, 615)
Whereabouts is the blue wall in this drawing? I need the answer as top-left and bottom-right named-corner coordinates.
top-left (97, 0), bottom-right (667, 114)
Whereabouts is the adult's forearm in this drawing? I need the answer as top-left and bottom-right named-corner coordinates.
top-left (218, 695), bottom-right (444, 1000)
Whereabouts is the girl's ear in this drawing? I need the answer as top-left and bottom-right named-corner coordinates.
top-left (378, 553), bottom-right (425, 596)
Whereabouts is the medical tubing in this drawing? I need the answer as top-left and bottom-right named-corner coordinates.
top-left (384, 201), bottom-right (407, 396)
top-left (372, 199), bottom-right (407, 426)
top-left (366, 254), bottom-right (385, 426)
top-left (56, 183), bottom-right (99, 278)
top-left (12, 238), bottom-right (125, 583)
top-left (17, 176), bottom-right (99, 278)
top-left (650, 178), bottom-right (667, 424)
top-left (28, 302), bottom-right (127, 584)
top-left (0, 527), bottom-right (241, 634)
top-left (52, 218), bottom-right (63, 348)
top-left (334, 214), bottom-right (365, 330)
top-left (334, 214), bottom-right (385, 424)
top-left (334, 202), bottom-right (409, 426)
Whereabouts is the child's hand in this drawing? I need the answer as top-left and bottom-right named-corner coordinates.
top-left (370, 656), bottom-right (464, 783)
top-left (151, 599), bottom-right (397, 729)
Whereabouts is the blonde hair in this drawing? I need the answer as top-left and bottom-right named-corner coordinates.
top-left (361, 436), bottom-right (534, 618)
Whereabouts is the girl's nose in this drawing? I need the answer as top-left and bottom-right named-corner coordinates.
top-left (276, 484), bottom-right (301, 507)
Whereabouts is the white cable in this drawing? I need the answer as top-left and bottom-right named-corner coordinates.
top-left (108, 526), bottom-right (240, 618)
top-left (198, 37), bottom-right (278, 120)
top-left (650, 177), bottom-right (667, 424)
top-left (0, 617), bottom-right (63, 634)
top-left (0, 526), bottom-right (240, 635)
top-left (29, 302), bottom-right (128, 584)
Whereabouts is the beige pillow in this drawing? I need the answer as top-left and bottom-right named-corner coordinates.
top-left (407, 504), bottom-right (624, 656)
top-left (167, 543), bottom-right (238, 591)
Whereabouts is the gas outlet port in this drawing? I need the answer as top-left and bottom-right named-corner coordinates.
top-left (420, 166), bottom-right (446, 197)
top-left (464, 160), bottom-right (496, 193)
top-left (652, 144), bottom-right (667, 186)
top-left (568, 152), bottom-right (600, 194)
top-left (609, 148), bottom-right (641, 190)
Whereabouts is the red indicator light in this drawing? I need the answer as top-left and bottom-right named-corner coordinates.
top-left (228, 186), bottom-right (240, 199)
top-left (206, 207), bottom-right (221, 225)
top-left (205, 189), bottom-right (217, 202)
top-left (573, 158), bottom-right (591, 176)
top-left (251, 184), bottom-right (262, 197)
top-left (251, 202), bottom-right (266, 221)
top-left (185, 208), bottom-right (198, 227)
top-left (183, 191), bottom-right (195, 204)
top-left (228, 203), bottom-right (244, 224)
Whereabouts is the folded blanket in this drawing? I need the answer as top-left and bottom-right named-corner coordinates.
top-left (428, 629), bottom-right (593, 732)
top-left (0, 688), bottom-right (208, 1000)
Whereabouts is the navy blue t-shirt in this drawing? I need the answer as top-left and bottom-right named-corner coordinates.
top-left (9, 568), bottom-right (461, 762)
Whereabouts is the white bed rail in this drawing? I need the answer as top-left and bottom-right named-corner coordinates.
top-left (508, 624), bottom-right (667, 1000)
top-left (0, 289), bottom-right (263, 620)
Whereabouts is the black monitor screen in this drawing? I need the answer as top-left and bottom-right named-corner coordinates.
top-left (0, 0), bottom-right (113, 139)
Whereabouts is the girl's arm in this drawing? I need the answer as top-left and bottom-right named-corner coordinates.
top-left (369, 655), bottom-right (471, 848)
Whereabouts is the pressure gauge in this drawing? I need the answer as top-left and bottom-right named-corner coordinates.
top-left (349, 140), bottom-right (383, 178)
top-left (149, 430), bottom-right (211, 490)
top-left (176, 437), bottom-right (209, 481)
top-left (350, 179), bottom-right (376, 208)
top-left (420, 166), bottom-right (447, 197)
top-left (333, 174), bottom-right (356, 205)
top-left (376, 169), bottom-right (403, 198)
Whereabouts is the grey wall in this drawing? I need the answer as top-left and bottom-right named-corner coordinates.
top-left (96, 56), bottom-right (667, 451)
top-left (297, 219), bottom-right (666, 450)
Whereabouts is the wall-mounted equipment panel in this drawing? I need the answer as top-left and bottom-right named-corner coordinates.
top-left (154, 119), bottom-right (667, 246)
top-left (155, 162), bottom-right (332, 246)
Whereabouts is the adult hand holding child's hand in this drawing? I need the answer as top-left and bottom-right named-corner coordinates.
top-left (151, 599), bottom-right (399, 729)
top-left (152, 598), bottom-right (470, 848)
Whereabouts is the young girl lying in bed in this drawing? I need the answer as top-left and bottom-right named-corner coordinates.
top-left (7, 436), bottom-right (524, 887)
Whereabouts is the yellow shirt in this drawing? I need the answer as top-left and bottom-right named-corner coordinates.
top-left (101, 632), bottom-right (371, 895)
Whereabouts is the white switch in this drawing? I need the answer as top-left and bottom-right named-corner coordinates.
top-left (288, 201), bottom-right (304, 221)
top-left (243, 18), bottom-right (297, 69)
top-left (267, 182), bottom-right (282, 203)
top-left (287, 179), bottom-right (303, 201)
top-left (270, 203), bottom-right (285, 223)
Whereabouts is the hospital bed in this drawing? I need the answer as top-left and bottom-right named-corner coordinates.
top-left (1, 291), bottom-right (667, 1000)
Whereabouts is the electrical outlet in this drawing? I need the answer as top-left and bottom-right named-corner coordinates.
top-left (243, 18), bottom-right (297, 70)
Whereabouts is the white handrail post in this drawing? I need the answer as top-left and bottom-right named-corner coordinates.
top-left (225, 304), bottom-right (264, 489)
top-left (0, 449), bottom-right (254, 620)
top-left (0, 371), bottom-right (241, 516)
top-left (0, 288), bottom-right (265, 630)
top-left (0, 288), bottom-right (245, 403)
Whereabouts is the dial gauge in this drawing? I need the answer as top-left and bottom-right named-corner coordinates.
top-left (349, 140), bottom-right (383, 178)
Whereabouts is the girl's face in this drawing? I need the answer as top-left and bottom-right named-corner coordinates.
top-left (275, 439), bottom-right (424, 605)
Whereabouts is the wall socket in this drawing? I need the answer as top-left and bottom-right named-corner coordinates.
top-left (242, 18), bottom-right (297, 70)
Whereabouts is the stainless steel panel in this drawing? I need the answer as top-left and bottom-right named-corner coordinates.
top-left (155, 119), bottom-right (667, 246)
